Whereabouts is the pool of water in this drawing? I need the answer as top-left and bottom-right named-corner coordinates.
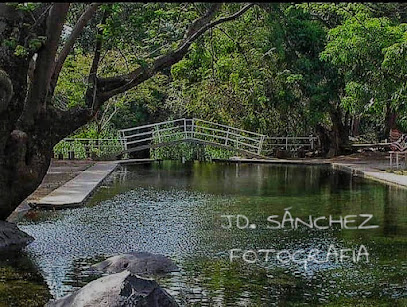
top-left (16, 161), bottom-right (407, 306)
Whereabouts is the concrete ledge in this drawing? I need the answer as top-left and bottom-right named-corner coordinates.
top-left (332, 162), bottom-right (407, 189)
top-left (115, 158), bottom-right (156, 165)
top-left (212, 158), bottom-right (330, 165)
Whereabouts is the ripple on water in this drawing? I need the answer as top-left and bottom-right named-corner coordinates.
top-left (19, 187), bottom-right (214, 298)
top-left (16, 163), bottom-right (407, 305)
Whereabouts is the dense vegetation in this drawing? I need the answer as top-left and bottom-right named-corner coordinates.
top-left (57, 3), bottom-right (407, 158)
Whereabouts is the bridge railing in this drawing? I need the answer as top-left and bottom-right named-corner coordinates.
top-left (53, 138), bottom-right (123, 159)
top-left (119, 118), bottom-right (266, 156)
top-left (191, 118), bottom-right (265, 154)
top-left (53, 119), bottom-right (320, 159)
top-left (119, 118), bottom-right (187, 151)
top-left (261, 136), bottom-right (319, 156)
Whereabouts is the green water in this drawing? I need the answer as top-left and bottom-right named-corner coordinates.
top-left (10, 162), bottom-right (407, 305)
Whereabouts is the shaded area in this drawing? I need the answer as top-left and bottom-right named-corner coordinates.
top-left (8, 160), bottom-right (94, 222)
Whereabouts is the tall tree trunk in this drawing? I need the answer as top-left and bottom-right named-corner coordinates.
top-left (0, 4), bottom-right (73, 220)
top-left (327, 106), bottom-right (350, 157)
top-left (316, 105), bottom-right (350, 158)
top-left (383, 102), bottom-right (397, 141)
top-left (351, 115), bottom-right (360, 136)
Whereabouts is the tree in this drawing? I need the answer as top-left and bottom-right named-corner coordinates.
top-left (167, 3), bottom-right (352, 156)
top-left (0, 3), bottom-right (254, 220)
top-left (320, 5), bottom-right (407, 139)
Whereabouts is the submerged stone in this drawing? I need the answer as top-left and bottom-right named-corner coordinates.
top-left (0, 221), bottom-right (33, 249)
top-left (91, 251), bottom-right (179, 276)
top-left (46, 270), bottom-right (179, 307)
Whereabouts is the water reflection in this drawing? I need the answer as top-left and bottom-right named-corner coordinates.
top-left (15, 161), bottom-right (407, 305)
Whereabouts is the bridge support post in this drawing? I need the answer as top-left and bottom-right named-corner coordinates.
top-left (156, 126), bottom-right (161, 143)
top-left (184, 118), bottom-right (187, 139)
top-left (225, 127), bottom-right (230, 146)
top-left (120, 131), bottom-right (127, 152)
top-left (191, 118), bottom-right (195, 139)
top-left (258, 135), bottom-right (265, 155)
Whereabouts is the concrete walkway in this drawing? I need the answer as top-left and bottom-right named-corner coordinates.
top-left (332, 162), bottom-right (407, 189)
top-left (33, 159), bottom-right (157, 209)
top-left (34, 162), bottom-right (119, 209)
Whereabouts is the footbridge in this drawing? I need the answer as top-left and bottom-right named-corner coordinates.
top-left (118, 118), bottom-right (318, 159)
top-left (54, 118), bottom-right (318, 160)
top-left (118, 118), bottom-right (266, 158)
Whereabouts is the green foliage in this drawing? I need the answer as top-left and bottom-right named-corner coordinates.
top-left (168, 4), bottom-right (336, 136)
top-left (8, 2), bottom-right (40, 12)
top-left (55, 3), bottom-right (407, 158)
top-left (151, 143), bottom-right (235, 161)
top-left (3, 38), bottom-right (17, 49)
top-left (54, 54), bottom-right (91, 108)
top-left (321, 8), bottom-right (407, 130)
top-left (110, 73), bottom-right (171, 130)
top-left (14, 45), bottom-right (28, 57)
top-left (28, 36), bottom-right (46, 52)
top-left (53, 122), bottom-right (122, 159)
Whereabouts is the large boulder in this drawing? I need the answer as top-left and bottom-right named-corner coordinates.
top-left (0, 221), bottom-right (33, 249)
top-left (91, 252), bottom-right (179, 276)
top-left (46, 270), bottom-right (179, 307)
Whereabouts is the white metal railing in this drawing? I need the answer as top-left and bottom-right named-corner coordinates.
top-left (119, 118), bottom-right (318, 157)
top-left (261, 136), bottom-right (319, 155)
top-left (53, 138), bottom-right (124, 159)
top-left (54, 119), bottom-right (319, 159)
top-left (119, 118), bottom-right (266, 156)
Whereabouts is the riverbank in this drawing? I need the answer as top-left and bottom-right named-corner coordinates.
top-left (330, 152), bottom-right (407, 189)
top-left (215, 151), bottom-right (407, 189)
top-left (8, 152), bottom-right (406, 220)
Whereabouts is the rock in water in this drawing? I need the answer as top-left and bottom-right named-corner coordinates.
top-left (0, 221), bottom-right (33, 249)
top-left (46, 271), bottom-right (179, 307)
top-left (91, 252), bottom-right (179, 276)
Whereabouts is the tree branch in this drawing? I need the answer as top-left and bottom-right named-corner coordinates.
top-left (51, 3), bottom-right (100, 90)
top-left (18, 3), bottom-right (70, 128)
top-left (185, 3), bottom-right (222, 38)
top-left (97, 3), bottom-right (254, 104)
top-left (86, 7), bottom-right (109, 110)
